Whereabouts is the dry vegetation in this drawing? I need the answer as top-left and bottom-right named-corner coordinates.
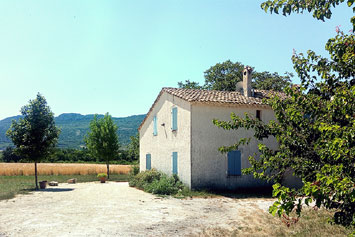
top-left (0, 163), bottom-right (131, 176)
top-left (198, 207), bottom-right (353, 237)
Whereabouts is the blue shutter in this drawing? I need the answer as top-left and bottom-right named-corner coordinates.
top-left (172, 152), bottom-right (178, 175)
top-left (171, 107), bottom-right (177, 131)
top-left (153, 116), bottom-right (157, 136)
top-left (227, 150), bottom-right (241, 175)
top-left (146, 154), bottom-right (151, 170)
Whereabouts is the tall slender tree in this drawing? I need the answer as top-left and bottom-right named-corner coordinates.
top-left (85, 113), bottom-right (119, 179)
top-left (6, 93), bottom-right (60, 190)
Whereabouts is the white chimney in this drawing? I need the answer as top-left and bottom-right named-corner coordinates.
top-left (242, 66), bottom-right (253, 97)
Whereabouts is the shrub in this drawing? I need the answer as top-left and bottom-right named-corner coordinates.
top-left (97, 173), bottom-right (107, 178)
top-left (129, 169), bottom-right (185, 195)
top-left (128, 169), bottom-right (161, 189)
top-left (130, 165), bottom-right (140, 176)
top-left (144, 174), bottom-right (184, 195)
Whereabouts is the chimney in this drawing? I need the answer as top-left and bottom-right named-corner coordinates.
top-left (243, 66), bottom-right (253, 97)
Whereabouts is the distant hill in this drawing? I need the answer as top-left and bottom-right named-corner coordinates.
top-left (0, 113), bottom-right (145, 150)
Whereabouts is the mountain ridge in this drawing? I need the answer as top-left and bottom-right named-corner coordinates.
top-left (0, 113), bottom-right (145, 150)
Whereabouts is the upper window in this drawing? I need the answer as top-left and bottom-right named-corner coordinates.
top-left (153, 115), bottom-right (157, 136)
top-left (256, 110), bottom-right (261, 120)
top-left (171, 107), bottom-right (177, 131)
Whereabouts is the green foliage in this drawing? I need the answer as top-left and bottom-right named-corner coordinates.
top-left (2, 147), bottom-right (22, 163)
top-left (214, 2), bottom-right (355, 228)
top-left (129, 169), bottom-right (185, 195)
top-left (126, 133), bottom-right (139, 162)
top-left (129, 168), bottom-right (161, 189)
top-left (6, 93), bottom-right (60, 189)
top-left (178, 60), bottom-right (293, 92)
top-left (6, 94), bottom-right (60, 162)
top-left (252, 71), bottom-right (293, 91)
top-left (178, 80), bottom-right (204, 89)
top-left (130, 165), bottom-right (140, 176)
top-left (204, 60), bottom-right (245, 91)
top-left (261, 0), bottom-right (355, 31)
top-left (144, 174), bottom-right (183, 195)
top-left (97, 173), bottom-right (107, 178)
top-left (85, 113), bottom-right (120, 178)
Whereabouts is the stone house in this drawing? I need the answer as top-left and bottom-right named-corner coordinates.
top-left (138, 67), bottom-right (293, 190)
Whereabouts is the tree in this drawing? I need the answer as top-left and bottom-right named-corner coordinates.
top-left (204, 60), bottom-right (245, 91)
top-left (178, 80), bottom-right (204, 89)
top-left (214, 0), bottom-right (355, 229)
top-left (178, 60), bottom-right (292, 92)
top-left (6, 94), bottom-right (60, 190)
top-left (2, 147), bottom-right (22, 163)
top-left (85, 113), bottom-right (120, 179)
top-left (252, 71), bottom-right (292, 91)
top-left (127, 133), bottom-right (139, 162)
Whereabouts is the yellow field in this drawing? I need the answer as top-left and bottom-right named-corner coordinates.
top-left (0, 163), bottom-right (131, 176)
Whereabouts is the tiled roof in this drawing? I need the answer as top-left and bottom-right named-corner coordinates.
top-left (161, 87), bottom-right (286, 105)
top-left (138, 87), bottom-right (286, 130)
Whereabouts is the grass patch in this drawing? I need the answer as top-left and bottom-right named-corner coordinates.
top-left (205, 207), bottom-right (354, 237)
top-left (0, 174), bottom-right (129, 201)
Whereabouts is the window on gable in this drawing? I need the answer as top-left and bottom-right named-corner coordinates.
top-left (227, 150), bottom-right (241, 176)
top-left (256, 110), bottom-right (261, 120)
top-left (171, 107), bottom-right (177, 131)
top-left (146, 154), bottom-right (151, 170)
top-left (172, 152), bottom-right (178, 175)
top-left (153, 115), bottom-right (157, 136)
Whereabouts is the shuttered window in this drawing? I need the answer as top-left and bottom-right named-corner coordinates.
top-left (227, 150), bottom-right (241, 176)
top-left (153, 116), bottom-right (157, 136)
top-left (172, 152), bottom-right (178, 175)
top-left (146, 154), bottom-right (151, 170)
top-left (171, 107), bottom-right (177, 131)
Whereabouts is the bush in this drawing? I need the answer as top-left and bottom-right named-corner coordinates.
top-left (144, 174), bottom-right (184, 195)
top-left (128, 169), bottom-right (161, 189)
top-left (130, 165), bottom-right (140, 176)
top-left (129, 169), bottom-right (185, 195)
top-left (97, 173), bottom-right (107, 178)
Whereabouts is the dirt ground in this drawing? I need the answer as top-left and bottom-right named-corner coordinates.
top-left (0, 182), bottom-right (275, 237)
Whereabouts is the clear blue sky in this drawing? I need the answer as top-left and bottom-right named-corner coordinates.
top-left (0, 1), bottom-right (353, 120)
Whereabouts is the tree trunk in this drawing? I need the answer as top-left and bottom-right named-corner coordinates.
top-left (107, 162), bottom-right (110, 179)
top-left (35, 161), bottom-right (38, 190)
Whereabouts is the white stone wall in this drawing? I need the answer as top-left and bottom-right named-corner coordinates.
top-left (139, 92), bottom-right (192, 187)
top-left (190, 103), bottom-right (278, 190)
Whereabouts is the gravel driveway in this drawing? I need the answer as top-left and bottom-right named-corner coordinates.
top-left (0, 182), bottom-right (274, 237)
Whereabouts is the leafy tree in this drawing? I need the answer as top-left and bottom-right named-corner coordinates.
top-left (85, 113), bottom-right (120, 179)
top-left (252, 71), bottom-right (293, 91)
top-left (178, 60), bottom-right (292, 92)
top-left (6, 94), bottom-right (60, 189)
top-left (178, 80), bottom-right (204, 89)
top-left (214, 0), bottom-right (355, 229)
top-left (2, 147), bottom-right (22, 163)
top-left (204, 60), bottom-right (245, 91)
top-left (261, 0), bottom-right (355, 31)
top-left (127, 133), bottom-right (139, 162)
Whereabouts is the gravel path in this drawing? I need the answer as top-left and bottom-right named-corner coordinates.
top-left (0, 182), bottom-right (274, 237)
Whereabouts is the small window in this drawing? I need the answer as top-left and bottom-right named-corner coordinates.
top-left (171, 107), bottom-right (177, 131)
top-left (227, 150), bottom-right (241, 176)
top-left (172, 152), bottom-right (178, 175)
top-left (153, 116), bottom-right (157, 136)
top-left (146, 154), bottom-right (151, 170)
top-left (256, 110), bottom-right (261, 120)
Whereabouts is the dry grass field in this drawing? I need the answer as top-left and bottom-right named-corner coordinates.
top-left (0, 163), bottom-right (131, 176)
